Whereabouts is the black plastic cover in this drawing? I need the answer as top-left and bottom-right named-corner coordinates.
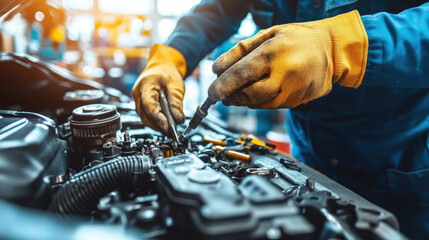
top-left (0, 53), bottom-right (102, 111)
top-left (0, 110), bottom-right (67, 207)
top-left (156, 154), bottom-right (314, 239)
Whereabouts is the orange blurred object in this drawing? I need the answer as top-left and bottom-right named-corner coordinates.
top-left (49, 26), bottom-right (65, 43)
top-left (266, 131), bottom-right (290, 154)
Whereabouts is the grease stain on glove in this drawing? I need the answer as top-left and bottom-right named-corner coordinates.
top-left (209, 10), bottom-right (368, 109)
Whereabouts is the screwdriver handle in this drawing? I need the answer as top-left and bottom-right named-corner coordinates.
top-left (181, 97), bottom-right (217, 138)
top-left (189, 97), bottom-right (216, 129)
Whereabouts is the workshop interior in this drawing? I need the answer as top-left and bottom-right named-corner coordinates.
top-left (0, 0), bottom-right (425, 239)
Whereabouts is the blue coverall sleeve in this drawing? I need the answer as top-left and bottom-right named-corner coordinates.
top-left (165, 0), bottom-right (249, 76)
top-left (361, 2), bottom-right (429, 88)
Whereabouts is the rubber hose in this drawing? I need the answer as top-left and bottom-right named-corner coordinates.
top-left (49, 155), bottom-right (152, 217)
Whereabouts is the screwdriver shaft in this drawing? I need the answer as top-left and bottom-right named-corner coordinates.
top-left (159, 90), bottom-right (180, 143)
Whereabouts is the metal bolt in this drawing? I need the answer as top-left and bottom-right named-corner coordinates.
top-left (306, 177), bottom-right (315, 191)
top-left (103, 142), bottom-right (113, 148)
top-left (149, 169), bottom-right (156, 182)
top-left (124, 131), bottom-right (130, 142)
top-left (55, 175), bottom-right (66, 184)
top-left (150, 146), bottom-right (164, 161)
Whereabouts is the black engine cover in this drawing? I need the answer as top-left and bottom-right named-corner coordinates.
top-left (0, 110), bottom-right (66, 207)
top-left (156, 154), bottom-right (314, 239)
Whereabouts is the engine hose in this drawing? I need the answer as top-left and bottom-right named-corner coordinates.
top-left (49, 155), bottom-right (152, 217)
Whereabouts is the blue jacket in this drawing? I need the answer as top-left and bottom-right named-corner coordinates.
top-left (166, 1), bottom-right (429, 237)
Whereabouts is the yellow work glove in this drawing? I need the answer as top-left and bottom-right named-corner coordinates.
top-left (209, 10), bottom-right (368, 108)
top-left (132, 44), bottom-right (186, 135)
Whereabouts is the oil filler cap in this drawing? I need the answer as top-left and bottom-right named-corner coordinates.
top-left (187, 168), bottom-right (221, 184)
top-left (69, 104), bottom-right (121, 145)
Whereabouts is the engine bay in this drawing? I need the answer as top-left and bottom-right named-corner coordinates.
top-left (0, 53), bottom-right (406, 240)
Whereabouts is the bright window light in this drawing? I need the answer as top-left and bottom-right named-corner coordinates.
top-left (99, 0), bottom-right (153, 14)
top-left (157, 18), bottom-right (178, 43)
top-left (62, 0), bottom-right (93, 10)
top-left (237, 14), bottom-right (258, 37)
top-left (157, 0), bottom-right (201, 16)
top-left (35, 11), bottom-right (45, 21)
top-left (67, 15), bottom-right (95, 42)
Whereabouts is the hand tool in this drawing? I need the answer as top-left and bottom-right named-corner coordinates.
top-left (214, 145), bottom-right (252, 162)
top-left (159, 89), bottom-right (180, 143)
top-left (203, 136), bottom-right (276, 150)
top-left (179, 97), bottom-right (217, 140)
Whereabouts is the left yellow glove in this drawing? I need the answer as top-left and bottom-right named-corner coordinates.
top-left (209, 10), bottom-right (368, 108)
top-left (132, 44), bottom-right (186, 135)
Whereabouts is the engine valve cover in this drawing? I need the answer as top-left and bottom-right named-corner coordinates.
top-left (156, 154), bottom-right (314, 239)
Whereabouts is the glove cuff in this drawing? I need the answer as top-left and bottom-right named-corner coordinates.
top-left (146, 44), bottom-right (187, 78)
top-left (329, 10), bottom-right (369, 88)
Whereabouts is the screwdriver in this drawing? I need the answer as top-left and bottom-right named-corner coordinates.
top-left (179, 97), bottom-right (217, 141)
top-left (159, 90), bottom-right (181, 143)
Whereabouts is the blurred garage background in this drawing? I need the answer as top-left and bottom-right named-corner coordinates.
top-left (0, 0), bottom-right (290, 152)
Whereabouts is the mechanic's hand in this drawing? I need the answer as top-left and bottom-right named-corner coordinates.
top-left (209, 10), bottom-right (368, 108)
top-left (132, 44), bottom-right (186, 135)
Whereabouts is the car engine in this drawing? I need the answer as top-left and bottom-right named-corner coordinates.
top-left (0, 53), bottom-right (406, 240)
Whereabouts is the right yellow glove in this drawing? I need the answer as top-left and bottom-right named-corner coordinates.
top-left (132, 44), bottom-right (187, 135)
top-left (209, 10), bottom-right (368, 109)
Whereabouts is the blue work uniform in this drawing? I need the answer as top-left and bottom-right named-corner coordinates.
top-left (165, 1), bottom-right (429, 238)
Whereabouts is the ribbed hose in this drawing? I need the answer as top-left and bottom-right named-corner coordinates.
top-left (49, 155), bottom-right (152, 216)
